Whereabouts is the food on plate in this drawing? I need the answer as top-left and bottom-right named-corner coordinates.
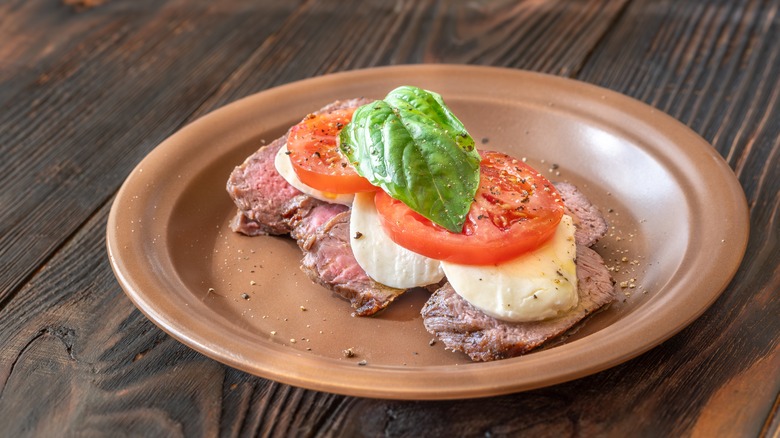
top-left (370, 151), bottom-right (566, 266)
top-left (421, 245), bottom-right (614, 361)
top-left (350, 191), bottom-right (445, 289)
top-left (227, 98), bottom-right (411, 316)
top-left (226, 87), bottom-right (615, 360)
top-left (439, 214), bottom-right (578, 323)
top-left (285, 107), bottom-right (376, 194)
top-left (339, 86), bottom-right (481, 234)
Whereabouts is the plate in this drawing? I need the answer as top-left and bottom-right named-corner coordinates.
top-left (106, 65), bottom-right (749, 399)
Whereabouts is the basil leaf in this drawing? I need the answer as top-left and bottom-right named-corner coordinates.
top-left (339, 86), bottom-right (480, 233)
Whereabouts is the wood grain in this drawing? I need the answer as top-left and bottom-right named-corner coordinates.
top-left (0, 0), bottom-right (304, 304)
top-left (577, 0), bottom-right (780, 435)
top-left (0, 0), bottom-right (777, 436)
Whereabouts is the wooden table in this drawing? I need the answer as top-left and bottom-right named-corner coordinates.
top-left (2, 0), bottom-right (778, 436)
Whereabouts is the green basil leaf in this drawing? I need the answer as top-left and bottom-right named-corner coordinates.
top-left (339, 86), bottom-right (480, 232)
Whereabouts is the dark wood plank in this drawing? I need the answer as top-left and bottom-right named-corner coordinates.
top-left (0, 204), bottom-right (228, 436)
top-left (187, 0), bottom-right (628, 117)
top-left (0, 0), bottom-right (304, 305)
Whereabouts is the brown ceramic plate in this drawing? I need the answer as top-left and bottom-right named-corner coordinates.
top-left (107, 65), bottom-right (748, 399)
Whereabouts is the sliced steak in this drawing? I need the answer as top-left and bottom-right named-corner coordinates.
top-left (421, 245), bottom-right (615, 361)
top-left (422, 184), bottom-right (613, 361)
top-left (290, 201), bottom-right (349, 247)
top-left (227, 136), bottom-right (307, 236)
top-left (226, 98), bottom-right (372, 236)
top-left (227, 97), bottom-right (406, 316)
top-left (299, 211), bottom-right (405, 316)
top-left (555, 182), bottom-right (608, 247)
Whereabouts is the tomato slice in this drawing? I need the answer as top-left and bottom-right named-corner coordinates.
top-left (287, 108), bottom-right (376, 194)
top-left (374, 151), bottom-right (565, 265)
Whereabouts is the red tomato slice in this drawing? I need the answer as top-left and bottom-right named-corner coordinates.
top-left (287, 108), bottom-right (376, 194)
top-left (374, 151), bottom-right (565, 265)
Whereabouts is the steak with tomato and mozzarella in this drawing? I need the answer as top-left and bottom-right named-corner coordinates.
top-left (422, 245), bottom-right (613, 362)
top-left (226, 98), bottom-right (410, 316)
top-left (227, 92), bottom-right (615, 361)
top-left (227, 98), bottom-right (371, 237)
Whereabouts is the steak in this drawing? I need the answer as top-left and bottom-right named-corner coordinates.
top-left (421, 245), bottom-right (615, 361)
top-left (555, 182), bottom-right (608, 247)
top-left (299, 211), bottom-right (405, 316)
top-left (226, 98), bottom-right (408, 316)
top-left (228, 97), bottom-right (615, 341)
top-left (227, 98), bottom-right (371, 236)
top-left (421, 183), bottom-right (613, 361)
top-left (227, 136), bottom-right (306, 236)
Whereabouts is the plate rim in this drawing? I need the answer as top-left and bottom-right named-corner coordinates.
top-left (106, 64), bottom-right (749, 399)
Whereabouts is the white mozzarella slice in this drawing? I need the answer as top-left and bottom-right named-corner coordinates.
top-left (441, 215), bottom-right (578, 322)
top-left (274, 144), bottom-right (354, 206)
top-left (349, 192), bottom-right (445, 289)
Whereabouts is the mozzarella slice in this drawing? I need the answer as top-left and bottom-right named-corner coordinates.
top-left (274, 144), bottom-right (354, 205)
top-left (441, 215), bottom-right (578, 322)
top-left (350, 192), bottom-right (445, 289)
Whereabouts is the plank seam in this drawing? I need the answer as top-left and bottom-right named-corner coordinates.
top-left (0, 191), bottom-right (114, 312)
top-left (569, 0), bottom-right (632, 79)
top-left (183, 0), bottom-right (318, 123)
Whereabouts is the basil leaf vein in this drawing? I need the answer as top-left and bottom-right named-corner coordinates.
top-left (339, 86), bottom-right (480, 233)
